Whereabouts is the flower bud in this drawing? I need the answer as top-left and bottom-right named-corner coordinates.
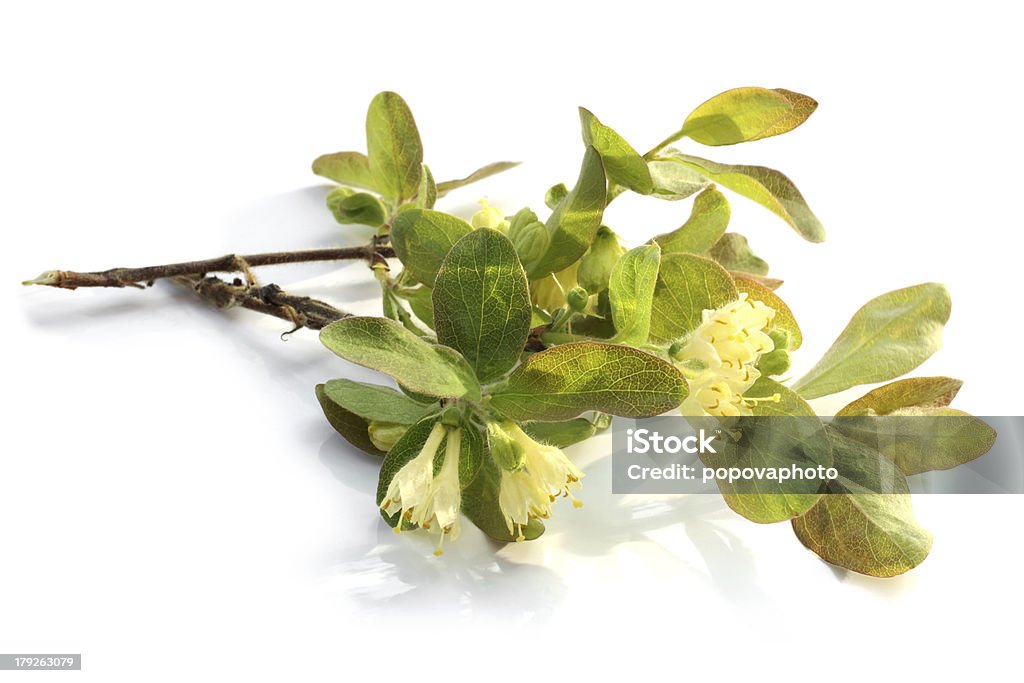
top-left (507, 207), bottom-right (539, 239)
top-left (326, 187), bottom-right (387, 227)
top-left (545, 183), bottom-right (569, 209)
top-left (511, 219), bottom-right (550, 269)
top-left (566, 286), bottom-right (589, 312)
top-left (368, 421), bottom-right (408, 452)
top-left (487, 422), bottom-right (525, 472)
top-left (440, 405), bottom-right (463, 427)
top-left (767, 327), bottom-right (792, 351)
top-left (577, 226), bottom-right (625, 293)
top-left (756, 348), bottom-right (791, 377)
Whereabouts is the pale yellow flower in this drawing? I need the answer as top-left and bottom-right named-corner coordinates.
top-left (470, 200), bottom-right (510, 232)
top-left (530, 261), bottom-right (580, 311)
top-left (676, 294), bottom-right (776, 417)
top-left (379, 422), bottom-right (463, 555)
top-left (496, 423), bottom-right (583, 541)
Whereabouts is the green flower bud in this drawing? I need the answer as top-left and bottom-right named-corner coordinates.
top-left (511, 219), bottom-right (550, 269)
top-left (577, 226), bottom-right (625, 293)
top-left (566, 286), bottom-right (589, 312)
top-left (487, 422), bottom-right (525, 472)
top-left (440, 405), bottom-right (463, 427)
top-left (368, 421), bottom-right (408, 452)
top-left (508, 207), bottom-right (539, 239)
top-left (545, 183), bottom-right (569, 210)
top-left (756, 348), bottom-right (791, 377)
top-left (326, 187), bottom-right (388, 227)
top-left (767, 327), bottom-right (792, 351)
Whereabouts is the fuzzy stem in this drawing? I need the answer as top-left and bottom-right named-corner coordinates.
top-left (23, 244), bottom-right (395, 290)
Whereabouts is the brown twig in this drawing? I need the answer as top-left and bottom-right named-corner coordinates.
top-left (175, 275), bottom-right (349, 332)
top-left (23, 244), bottom-right (395, 290)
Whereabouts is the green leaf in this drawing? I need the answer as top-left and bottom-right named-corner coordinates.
top-left (709, 233), bottom-right (769, 276)
top-left (315, 383), bottom-right (383, 456)
top-left (311, 151), bottom-right (378, 192)
top-left (320, 317), bottom-right (480, 400)
top-left (461, 438), bottom-right (545, 543)
top-left (792, 284), bottom-right (952, 400)
top-left (522, 418), bottom-right (600, 448)
top-left (649, 253), bottom-right (738, 342)
top-left (678, 87), bottom-right (818, 146)
top-left (647, 158), bottom-right (710, 201)
top-left (321, 378), bottom-right (436, 424)
top-left (792, 427), bottom-right (932, 577)
top-left (414, 164), bottom-right (437, 209)
top-left (733, 275), bottom-right (802, 349)
top-left (435, 161), bottom-right (520, 197)
top-left (836, 377), bottom-right (963, 417)
top-left (579, 107), bottom-right (652, 194)
top-left (699, 378), bottom-right (831, 523)
top-left (489, 342), bottom-right (687, 421)
top-left (659, 151), bottom-right (825, 242)
top-left (390, 209), bottom-right (473, 286)
top-left (397, 286), bottom-right (435, 328)
top-left (432, 229), bottom-right (532, 383)
top-left (528, 146), bottom-right (607, 279)
top-left (365, 91), bottom-right (423, 202)
top-left (609, 243), bottom-right (660, 344)
top-left (653, 187), bottom-right (730, 254)
top-left (833, 408), bottom-right (996, 475)
top-left (326, 188), bottom-right (388, 226)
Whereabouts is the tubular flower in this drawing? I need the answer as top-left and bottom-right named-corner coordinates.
top-left (379, 423), bottom-right (463, 555)
top-left (471, 200), bottom-right (510, 232)
top-left (675, 294), bottom-right (777, 417)
top-left (530, 261), bottom-right (580, 311)
top-left (496, 423), bottom-right (584, 541)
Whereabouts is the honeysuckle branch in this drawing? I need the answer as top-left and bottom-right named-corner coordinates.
top-left (174, 275), bottom-right (349, 331)
top-left (22, 243), bottom-right (395, 290)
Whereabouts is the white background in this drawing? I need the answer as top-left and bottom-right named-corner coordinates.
top-left (2, 1), bottom-right (1022, 680)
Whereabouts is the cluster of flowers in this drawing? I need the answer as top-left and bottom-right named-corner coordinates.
top-left (380, 282), bottom-right (779, 554)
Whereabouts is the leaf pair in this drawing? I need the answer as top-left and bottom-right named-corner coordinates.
top-left (580, 87), bottom-right (824, 242)
top-left (312, 92), bottom-right (423, 207)
top-left (312, 91), bottom-right (518, 220)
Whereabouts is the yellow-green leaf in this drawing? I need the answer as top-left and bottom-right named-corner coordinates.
top-left (528, 146), bottom-right (607, 279)
top-left (653, 187), bottom-right (730, 254)
top-left (658, 150), bottom-right (825, 242)
top-left (435, 161), bottom-right (520, 197)
top-left (679, 87), bottom-right (817, 146)
top-left (792, 284), bottom-right (951, 400)
top-left (320, 317), bottom-right (480, 400)
top-left (792, 427), bottom-right (932, 577)
top-left (649, 253), bottom-right (738, 342)
top-left (433, 229), bottom-right (531, 383)
top-left (312, 151), bottom-right (379, 192)
top-left (579, 107), bottom-right (652, 194)
top-left (609, 243), bottom-right (661, 345)
top-left (489, 342), bottom-right (687, 421)
top-left (366, 91), bottom-right (423, 202)
top-left (390, 209), bottom-right (473, 286)
top-left (836, 377), bottom-right (963, 416)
